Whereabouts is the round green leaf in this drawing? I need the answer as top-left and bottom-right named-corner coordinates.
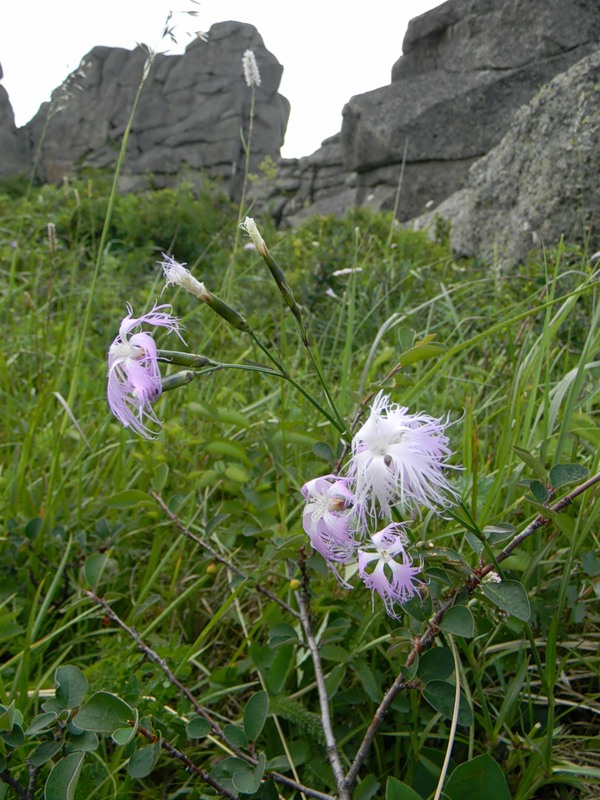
top-left (232, 767), bottom-right (261, 795)
top-left (224, 724), bottom-right (248, 748)
top-left (44, 752), bottom-right (85, 800)
top-left (481, 579), bottom-right (531, 621)
top-left (2, 723), bottom-right (24, 747)
top-left (112, 726), bottom-right (137, 746)
top-left (549, 463), bottom-right (589, 489)
top-left (186, 716), bottom-right (211, 739)
top-left (74, 692), bottom-right (134, 734)
top-left (128, 738), bottom-right (161, 779)
top-left (312, 441), bottom-right (335, 461)
top-left (55, 665), bottom-right (89, 710)
top-left (444, 753), bottom-right (511, 800)
top-left (438, 606), bottom-right (475, 638)
top-left (65, 731), bottom-right (99, 753)
top-left (386, 776), bottom-right (422, 800)
top-left (243, 690), bottom-right (269, 741)
top-left (422, 680), bottom-right (473, 726)
top-left (417, 648), bottom-right (453, 682)
top-left (84, 554), bottom-right (118, 588)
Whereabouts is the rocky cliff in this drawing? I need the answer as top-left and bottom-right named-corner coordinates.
top-left (0, 63), bottom-right (31, 178)
top-left (257, 0), bottom-right (600, 227)
top-left (16, 21), bottom-right (290, 196)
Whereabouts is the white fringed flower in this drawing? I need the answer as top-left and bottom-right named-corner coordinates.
top-left (301, 475), bottom-right (357, 581)
top-left (160, 254), bottom-right (210, 301)
top-left (348, 392), bottom-right (457, 519)
top-left (358, 524), bottom-right (423, 618)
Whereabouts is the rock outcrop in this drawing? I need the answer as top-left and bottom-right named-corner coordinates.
top-left (413, 50), bottom-right (600, 265)
top-left (23, 21), bottom-right (289, 197)
top-left (263, 0), bottom-right (600, 226)
top-left (0, 63), bottom-right (31, 178)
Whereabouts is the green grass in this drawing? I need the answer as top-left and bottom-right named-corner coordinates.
top-left (1, 175), bottom-right (599, 800)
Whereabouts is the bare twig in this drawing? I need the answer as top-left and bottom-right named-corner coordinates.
top-left (153, 492), bottom-right (300, 619)
top-left (344, 469), bottom-right (600, 785)
top-left (295, 585), bottom-right (349, 800)
top-left (82, 590), bottom-right (333, 800)
top-left (138, 724), bottom-right (237, 799)
top-left (26, 761), bottom-right (41, 800)
top-left (0, 768), bottom-right (27, 800)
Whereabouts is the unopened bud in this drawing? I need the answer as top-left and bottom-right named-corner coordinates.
top-left (289, 579), bottom-right (302, 591)
top-left (161, 370), bottom-right (196, 392)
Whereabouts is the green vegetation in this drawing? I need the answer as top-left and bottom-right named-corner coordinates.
top-left (1, 174), bottom-right (599, 800)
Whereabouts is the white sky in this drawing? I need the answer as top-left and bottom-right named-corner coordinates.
top-left (0, 0), bottom-right (444, 158)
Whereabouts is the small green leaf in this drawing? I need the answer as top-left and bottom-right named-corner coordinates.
top-left (224, 464), bottom-right (249, 482)
top-left (520, 479), bottom-right (549, 504)
top-left (386, 776), bottom-right (422, 800)
top-left (312, 441), bottom-right (335, 461)
top-left (84, 553), bottom-right (118, 588)
top-left (354, 773), bottom-right (380, 800)
top-left (74, 692), bottom-right (134, 734)
top-left (224, 724), bottom-right (248, 748)
top-left (112, 727), bottom-right (136, 746)
top-left (106, 489), bottom-right (153, 508)
top-left (205, 440), bottom-right (250, 463)
top-left (581, 551), bottom-right (600, 577)
top-left (151, 462), bottom-right (169, 493)
top-left (186, 716), bottom-right (211, 739)
top-left (232, 766), bottom-right (261, 795)
top-left (243, 690), bottom-right (269, 741)
top-left (422, 680), bottom-right (473, 726)
top-left (398, 342), bottom-right (447, 368)
top-left (65, 731), bottom-right (99, 753)
top-left (481, 579), bottom-right (531, 622)
top-left (0, 701), bottom-right (15, 732)
top-left (438, 606), bottom-right (475, 638)
top-left (549, 463), bottom-right (589, 489)
top-left (512, 446), bottom-right (547, 481)
top-left (55, 665), bottom-right (89, 710)
top-left (44, 752), bottom-right (85, 800)
top-left (483, 523), bottom-right (515, 545)
top-left (26, 711), bottom-right (58, 735)
top-left (2, 723), bottom-right (24, 747)
top-left (128, 737), bottom-right (161, 779)
top-left (31, 741), bottom-right (63, 767)
top-left (444, 753), bottom-right (511, 800)
top-left (267, 623), bottom-right (298, 648)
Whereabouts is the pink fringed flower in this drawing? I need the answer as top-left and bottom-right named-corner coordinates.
top-left (107, 303), bottom-right (182, 438)
top-left (301, 475), bottom-right (357, 578)
top-left (349, 392), bottom-right (457, 519)
top-left (358, 524), bottom-right (423, 618)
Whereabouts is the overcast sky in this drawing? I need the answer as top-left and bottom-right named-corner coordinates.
top-left (1, 0), bottom-right (445, 158)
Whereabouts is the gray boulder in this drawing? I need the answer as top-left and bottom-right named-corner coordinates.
top-left (24, 21), bottom-right (289, 197)
top-left (269, 0), bottom-right (600, 227)
top-left (0, 62), bottom-right (31, 178)
top-left (413, 49), bottom-right (600, 265)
